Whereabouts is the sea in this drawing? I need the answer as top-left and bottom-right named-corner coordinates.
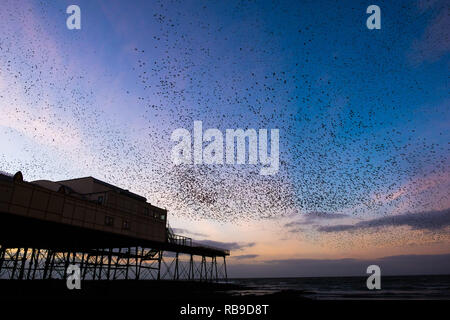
top-left (227, 275), bottom-right (450, 300)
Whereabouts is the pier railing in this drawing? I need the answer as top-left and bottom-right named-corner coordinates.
top-left (167, 224), bottom-right (230, 255)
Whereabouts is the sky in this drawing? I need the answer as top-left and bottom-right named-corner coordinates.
top-left (0, 0), bottom-right (449, 277)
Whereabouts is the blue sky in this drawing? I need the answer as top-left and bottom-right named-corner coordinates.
top-left (0, 0), bottom-right (449, 276)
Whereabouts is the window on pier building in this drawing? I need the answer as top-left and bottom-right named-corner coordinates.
top-left (105, 216), bottom-right (114, 226)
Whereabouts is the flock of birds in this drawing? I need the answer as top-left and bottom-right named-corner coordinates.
top-left (0, 0), bottom-right (448, 227)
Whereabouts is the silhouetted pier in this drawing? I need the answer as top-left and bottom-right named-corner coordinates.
top-left (0, 172), bottom-right (229, 282)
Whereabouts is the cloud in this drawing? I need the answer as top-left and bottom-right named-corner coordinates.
top-left (410, 2), bottom-right (450, 63)
top-left (195, 240), bottom-right (255, 251)
top-left (284, 212), bottom-right (348, 228)
top-left (416, 0), bottom-right (441, 11)
top-left (317, 208), bottom-right (450, 233)
top-left (228, 254), bottom-right (450, 278)
top-left (232, 254), bottom-right (259, 260)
